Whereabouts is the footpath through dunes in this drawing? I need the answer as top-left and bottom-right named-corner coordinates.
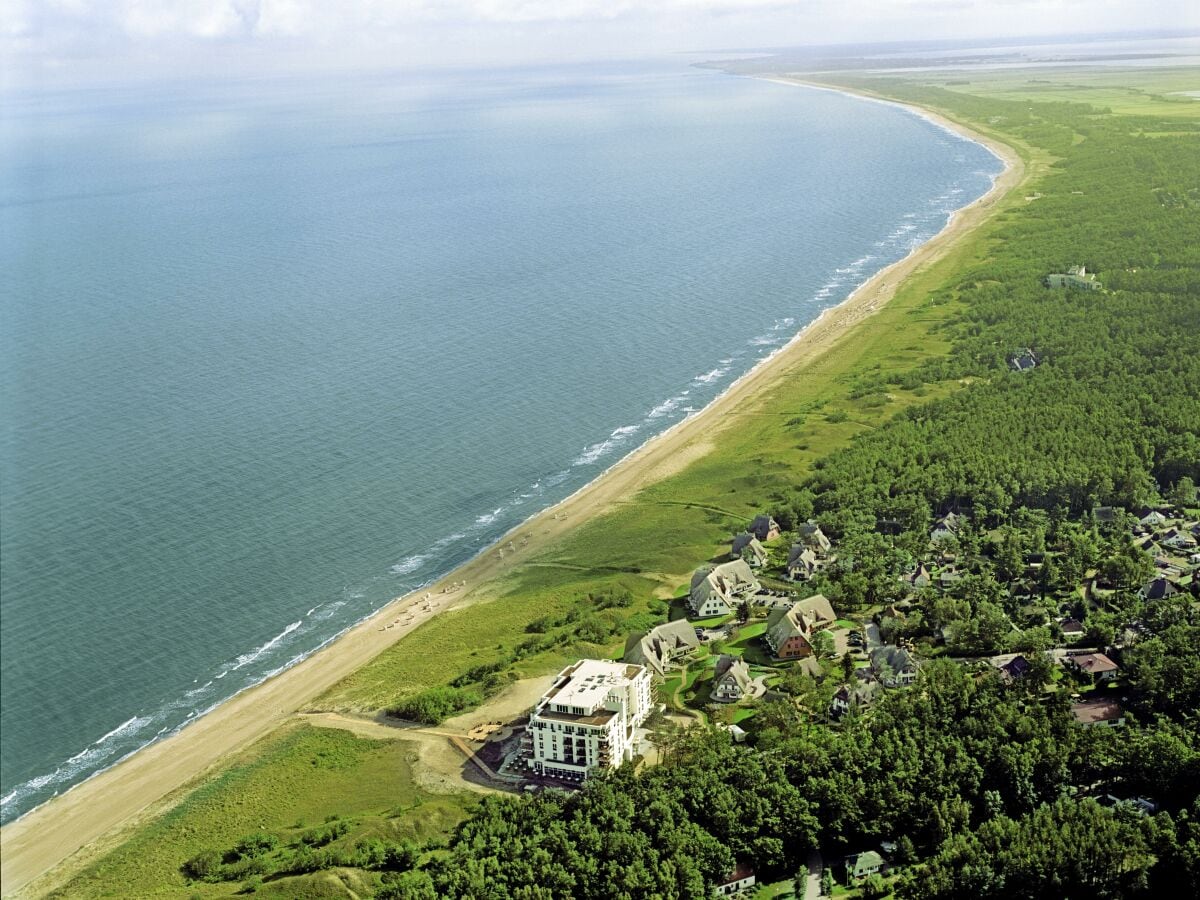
top-left (0, 95), bottom-right (1023, 900)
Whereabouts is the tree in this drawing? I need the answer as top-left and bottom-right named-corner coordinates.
top-left (820, 868), bottom-right (835, 897)
top-left (736, 601), bottom-right (751, 625)
top-left (861, 873), bottom-right (888, 899)
top-left (841, 651), bottom-right (856, 683)
top-left (811, 629), bottom-right (835, 659)
top-left (1169, 475), bottom-right (1197, 510)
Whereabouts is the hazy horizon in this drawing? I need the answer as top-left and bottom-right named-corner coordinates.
top-left (4, 0), bottom-right (1198, 91)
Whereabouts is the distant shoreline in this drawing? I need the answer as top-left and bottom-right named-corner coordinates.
top-left (0, 79), bottom-right (1025, 899)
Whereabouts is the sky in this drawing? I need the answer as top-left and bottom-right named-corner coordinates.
top-left (3, 0), bottom-right (1199, 88)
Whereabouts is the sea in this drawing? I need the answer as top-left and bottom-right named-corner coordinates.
top-left (0, 58), bottom-right (1001, 823)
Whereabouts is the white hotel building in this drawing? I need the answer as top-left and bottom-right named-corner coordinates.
top-left (526, 659), bottom-right (653, 781)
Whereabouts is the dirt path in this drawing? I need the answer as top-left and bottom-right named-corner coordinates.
top-left (0, 88), bottom-right (1024, 900)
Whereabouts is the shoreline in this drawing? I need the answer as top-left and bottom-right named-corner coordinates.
top-left (0, 80), bottom-right (1025, 899)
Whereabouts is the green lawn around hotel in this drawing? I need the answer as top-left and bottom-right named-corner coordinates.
top-left (48, 66), bottom-right (1199, 899)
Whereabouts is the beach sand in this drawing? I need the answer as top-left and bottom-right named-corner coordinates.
top-left (0, 80), bottom-right (1025, 899)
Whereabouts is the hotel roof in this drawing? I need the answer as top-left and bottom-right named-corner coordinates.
top-left (543, 659), bottom-right (643, 713)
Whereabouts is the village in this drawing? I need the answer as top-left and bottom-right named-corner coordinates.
top-left (385, 484), bottom-right (1198, 898)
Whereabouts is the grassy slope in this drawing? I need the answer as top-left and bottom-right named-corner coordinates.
top-left (48, 725), bottom-right (474, 899)
top-left (52, 66), bottom-right (1198, 899)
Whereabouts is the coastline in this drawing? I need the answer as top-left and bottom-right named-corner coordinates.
top-left (0, 80), bottom-right (1025, 899)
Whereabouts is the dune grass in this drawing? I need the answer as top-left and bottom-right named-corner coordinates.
top-left (48, 724), bottom-right (475, 899)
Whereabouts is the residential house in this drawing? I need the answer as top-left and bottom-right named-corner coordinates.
top-left (714, 864), bottom-right (756, 896)
top-left (846, 851), bottom-right (886, 881)
top-left (623, 620), bottom-right (700, 678)
top-left (1140, 576), bottom-right (1179, 602)
top-left (830, 677), bottom-right (883, 718)
top-left (796, 521), bottom-right (833, 554)
top-left (990, 653), bottom-right (1032, 683)
top-left (749, 514), bottom-right (781, 543)
top-left (1068, 652), bottom-right (1120, 683)
top-left (870, 645), bottom-right (919, 687)
top-left (1137, 508), bottom-right (1169, 528)
top-left (1159, 528), bottom-right (1197, 551)
top-left (786, 544), bottom-right (821, 582)
top-left (1071, 697), bottom-right (1125, 727)
top-left (1008, 348), bottom-right (1038, 372)
top-left (903, 563), bottom-right (932, 591)
top-left (1059, 618), bottom-right (1086, 640)
top-left (710, 655), bottom-right (754, 703)
top-left (763, 594), bottom-right (836, 661)
top-left (1044, 265), bottom-right (1102, 290)
top-left (688, 559), bottom-right (760, 618)
top-left (930, 512), bottom-right (963, 544)
top-left (526, 660), bottom-right (653, 782)
top-left (730, 532), bottom-right (768, 568)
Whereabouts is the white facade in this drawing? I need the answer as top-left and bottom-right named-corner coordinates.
top-left (527, 659), bottom-right (652, 782)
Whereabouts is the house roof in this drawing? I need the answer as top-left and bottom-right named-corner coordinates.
top-left (794, 593), bottom-right (836, 627)
top-left (908, 564), bottom-right (931, 587)
top-left (849, 851), bottom-right (885, 875)
top-left (713, 654), bottom-right (753, 694)
top-left (624, 620), bottom-right (701, 676)
top-left (1060, 617), bottom-right (1085, 634)
top-left (1141, 577), bottom-right (1178, 600)
top-left (796, 521), bottom-right (832, 552)
top-left (731, 532), bottom-right (767, 563)
top-left (1071, 652), bottom-right (1118, 674)
top-left (718, 863), bottom-right (755, 885)
top-left (690, 559), bottom-right (759, 608)
top-left (750, 515), bottom-right (779, 538)
top-left (871, 645), bottom-right (917, 675)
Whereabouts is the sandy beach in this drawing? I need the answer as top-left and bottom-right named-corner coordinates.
top-left (0, 81), bottom-right (1024, 899)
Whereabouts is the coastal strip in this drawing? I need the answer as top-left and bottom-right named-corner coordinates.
top-left (0, 83), bottom-right (1025, 899)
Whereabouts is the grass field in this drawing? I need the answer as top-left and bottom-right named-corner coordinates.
top-left (928, 66), bottom-right (1200, 120)
top-left (47, 724), bottom-right (475, 899)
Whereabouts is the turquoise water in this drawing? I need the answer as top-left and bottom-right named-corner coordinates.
top-left (0, 61), bottom-right (1000, 821)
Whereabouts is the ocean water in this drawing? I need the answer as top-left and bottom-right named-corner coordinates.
top-left (0, 60), bottom-right (1000, 822)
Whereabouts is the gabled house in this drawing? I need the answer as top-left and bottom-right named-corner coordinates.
top-left (710, 655), bottom-right (754, 703)
top-left (903, 563), bottom-right (932, 591)
top-left (1137, 509), bottom-right (1168, 528)
top-left (1068, 652), bottom-right (1120, 683)
top-left (930, 512), bottom-right (962, 544)
top-left (846, 850), bottom-right (886, 881)
top-left (688, 559), bottom-right (760, 618)
top-left (714, 864), bottom-right (756, 896)
top-left (749, 515), bottom-right (781, 543)
top-left (763, 594), bottom-right (837, 661)
top-left (830, 677), bottom-right (883, 718)
top-left (1159, 529), bottom-right (1197, 550)
top-left (990, 653), bottom-right (1032, 683)
top-left (730, 532), bottom-right (768, 567)
top-left (1009, 348), bottom-right (1038, 372)
top-left (870, 645), bottom-right (919, 687)
top-left (623, 620), bottom-right (701, 678)
top-left (787, 544), bottom-right (821, 582)
top-left (1071, 697), bottom-right (1125, 727)
top-left (796, 521), bottom-right (833, 554)
top-left (1140, 576), bottom-right (1179, 602)
top-left (1059, 618), bottom-right (1086, 640)
top-left (1044, 265), bottom-right (1101, 290)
